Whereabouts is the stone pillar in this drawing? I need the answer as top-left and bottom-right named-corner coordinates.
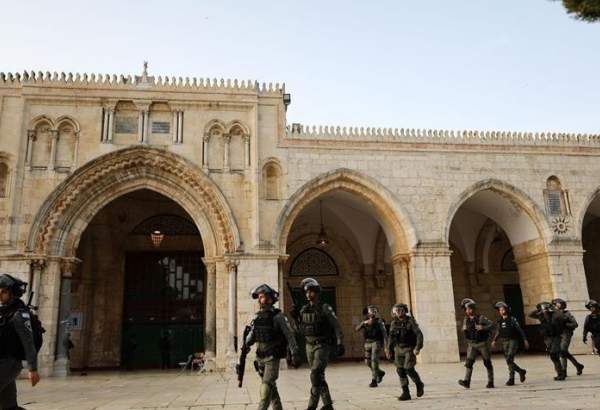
top-left (392, 254), bottom-right (411, 307)
top-left (177, 111), bottom-right (184, 143)
top-left (72, 132), bottom-right (80, 168)
top-left (54, 258), bottom-right (81, 377)
top-left (107, 109), bottom-right (115, 143)
top-left (35, 259), bottom-right (62, 376)
top-left (26, 130), bottom-right (36, 169)
top-left (243, 135), bottom-right (250, 169)
top-left (172, 110), bottom-right (179, 144)
top-left (101, 109), bottom-right (109, 142)
top-left (143, 109), bottom-right (150, 144)
top-left (202, 134), bottom-right (210, 171)
top-left (546, 240), bottom-right (590, 353)
top-left (226, 259), bottom-right (239, 367)
top-left (28, 258), bottom-right (46, 307)
top-left (223, 134), bottom-right (231, 172)
top-left (410, 242), bottom-right (459, 363)
top-left (202, 260), bottom-right (217, 370)
top-left (48, 130), bottom-right (58, 170)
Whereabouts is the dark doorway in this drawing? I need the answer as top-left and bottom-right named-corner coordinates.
top-left (121, 252), bottom-right (205, 369)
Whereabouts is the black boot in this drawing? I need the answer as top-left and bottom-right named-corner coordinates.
top-left (576, 363), bottom-right (584, 376)
top-left (458, 379), bottom-right (470, 389)
top-left (319, 405), bottom-right (334, 410)
top-left (554, 371), bottom-right (566, 381)
top-left (398, 386), bottom-right (411, 401)
top-left (369, 379), bottom-right (378, 388)
top-left (518, 369), bottom-right (527, 383)
top-left (416, 382), bottom-right (424, 397)
top-left (377, 370), bottom-right (385, 383)
top-left (486, 381), bottom-right (495, 388)
top-left (505, 378), bottom-right (515, 386)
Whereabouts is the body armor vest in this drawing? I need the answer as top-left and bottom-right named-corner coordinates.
top-left (363, 319), bottom-right (384, 342)
top-left (464, 315), bottom-right (489, 343)
top-left (0, 305), bottom-right (25, 360)
top-left (253, 308), bottom-right (281, 343)
top-left (497, 317), bottom-right (519, 340)
top-left (390, 318), bottom-right (417, 347)
top-left (588, 315), bottom-right (600, 334)
top-left (300, 304), bottom-right (331, 338)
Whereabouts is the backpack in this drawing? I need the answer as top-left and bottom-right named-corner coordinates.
top-left (27, 308), bottom-right (45, 352)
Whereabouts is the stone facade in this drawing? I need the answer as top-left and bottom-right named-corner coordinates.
top-left (1, 69), bottom-right (600, 374)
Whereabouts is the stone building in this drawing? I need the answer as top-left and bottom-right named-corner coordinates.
top-left (0, 68), bottom-right (599, 375)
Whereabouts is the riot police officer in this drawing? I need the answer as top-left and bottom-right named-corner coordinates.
top-left (552, 298), bottom-right (584, 376)
top-left (490, 301), bottom-right (529, 386)
top-left (0, 274), bottom-right (40, 410)
top-left (244, 284), bottom-right (299, 410)
top-left (298, 278), bottom-right (343, 410)
top-left (528, 302), bottom-right (565, 380)
top-left (583, 300), bottom-right (600, 355)
top-left (387, 303), bottom-right (424, 401)
top-left (458, 298), bottom-right (495, 389)
top-left (355, 305), bottom-right (387, 387)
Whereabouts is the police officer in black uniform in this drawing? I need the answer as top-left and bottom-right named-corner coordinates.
top-left (529, 302), bottom-right (565, 380)
top-left (490, 301), bottom-right (529, 386)
top-left (583, 300), bottom-right (600, 355)
top-left (244, 284), bottom-right (299, 410)
top-left (458, 298), bottom-right (495, 389)
top-left (355, 305), bottom-right (386, 387)
top-left (0, 274), bottom-right (40, 410)
top-left (298, 278), bottom-right (343, 410)
top-left (552, 298), bottom-right (584, 376)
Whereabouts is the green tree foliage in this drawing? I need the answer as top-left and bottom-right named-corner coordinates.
top-left (555, 0), bottom-right (600, 22)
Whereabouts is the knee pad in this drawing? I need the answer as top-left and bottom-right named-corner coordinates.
top-left (465, 359), bottom-right (475, 369)
top-left (483, 359), bottom-right (493, 369)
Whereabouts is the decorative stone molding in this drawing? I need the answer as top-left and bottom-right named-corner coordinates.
top-left (551, 216), bottom-right (570, 235)
top-left (59, 257), bottom-right (82, 278)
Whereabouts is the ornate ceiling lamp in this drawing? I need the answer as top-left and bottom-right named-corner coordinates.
top-left (315, 200), bottom-right (329, 247)
top-left (150, 229), bottom-right (165, 248)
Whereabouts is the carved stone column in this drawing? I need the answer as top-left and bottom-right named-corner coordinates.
top-left (49, 129), bottom-right (59, 170)
top-left (26, 130), bottom-right (36, 169)
top-left (243, 135), bottom-right (250, 169)
top-left (226, 259), bottom-right (239, 366)
top-left (54, 257), bottom-right (81, 377)
top-left (28, 257), bottom-right (46, 307)
top-left (107, 108), bottom-right (115, 143)
top-left (202, 134), bottom-right (210, 171)
top-left (137, 110), bottom-right (144, 143)
top-left (202, 260), bottom-right (217, 370)
top-left (72, 131), bottom-right (80, 168)
top-left (101, 109), bottom-right (109, 142)
top-left (143, 108), bottom-right (150, 144)
top-left (223, 134), bottom-right (231, 172)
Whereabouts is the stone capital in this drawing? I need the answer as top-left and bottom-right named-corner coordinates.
top-left (27, 129), bottom-right (37, 140)
top-left (59, 257), bottom-right (82, 278)
top-left (28, 257), bottom-right (47, 271)
top-left (133, 100), bottom-right (152, 112)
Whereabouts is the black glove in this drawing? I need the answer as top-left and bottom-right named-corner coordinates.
top-left (336, 343), bottom-right (345, 357)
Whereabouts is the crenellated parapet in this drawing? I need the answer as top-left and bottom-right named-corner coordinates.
top-left (286, 124), bottom-right (600, 147)
top-left (0, 70), bottom-right (284, 95)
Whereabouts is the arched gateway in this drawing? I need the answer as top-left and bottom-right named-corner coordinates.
top-left (26, 147), bottom-right (240, 374)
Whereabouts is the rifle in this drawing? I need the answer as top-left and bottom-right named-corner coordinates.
top-left (236, 324), bottom-right (252, 388)
top-left (286, 281), bottom-right (303, 324)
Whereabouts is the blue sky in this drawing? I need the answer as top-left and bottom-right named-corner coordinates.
top-left (1, 0), bottom-right (598, 133)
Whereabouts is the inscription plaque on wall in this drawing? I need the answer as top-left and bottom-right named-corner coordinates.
top-left (546, 191), bottom-right (562, 215)
top-left (152, 121), bottom-right (170, 134)
top-left (115, 116), bottom-right (138, 134)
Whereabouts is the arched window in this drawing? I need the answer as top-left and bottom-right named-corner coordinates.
top-left (55, 120), bottom-right (77, 169)
top-left (207, 125), bottom-right (225, 170)
top-left (544, 176), bottom-right (570, 217)
top-left (263, 162), bottom-right (282, 200)
top-left (31, 120), bottom-right (53, 168)
top-left (228, 124), bottom-right (245, 171)
top-left (290, 248), bottom-right (338, 276)
top-left (0, 162), bottom-right (9, 198)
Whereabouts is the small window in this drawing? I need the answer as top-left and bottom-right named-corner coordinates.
top-left (544, 176), bottom-right (569, 217)
top-left (263, 162), bottom-right (281, 200)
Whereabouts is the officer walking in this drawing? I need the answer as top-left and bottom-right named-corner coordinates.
top-left (583, 300), bottom-right (600, 355)
top-left (490, 301), bottom-right (529, 386)
top-left (458, 298), bottom-right (495, 389)
top-left (244, 284), bottom-right (299, 410)
top-left (387, 303), bottom-right (424, 401)
top-left (528, 302), bottom-right (565, 380)
top-left (355, 305), bottom-right (386, 387)
top-left (552, 298), bottom-right (584, 376)
top-left (298, 278), bottom-right (344, 410)
top-left (0, 274), bottom-right (40, 410)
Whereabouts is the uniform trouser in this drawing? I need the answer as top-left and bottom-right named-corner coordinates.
top-left (544, 336), bottom-right (564, 376)
top-left (502, 339), bottom-right (524, 379)
top-left (559, 333), bottom-right (582, 371)
top-left (593, 334), bottom-right (600, 353)
top-left (0, 358), bottom-right (23, 410)
top-left (394, 346), bottom-right (422, 388)
top-left (464, 341), bottom-right (493, 383)
top-left (306, 342), bottom-right (332, 409)
top-left (364, 340), bottom-right (383, 380)
top-left (255, 356), bottom-right (282, 410)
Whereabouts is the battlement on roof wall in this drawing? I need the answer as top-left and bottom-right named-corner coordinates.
top-left (286, 124), bottom-right (600, 147)
top-left (0, 70), bottom-right (284, 95)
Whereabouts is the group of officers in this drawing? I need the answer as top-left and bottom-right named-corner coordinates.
top-left (243, 276), bottom-right (600, 410)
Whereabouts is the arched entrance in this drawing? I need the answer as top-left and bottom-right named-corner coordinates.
top-left (582, 189), bottom-right (600, 301)
top-left (274, 169), bottom-right (415, 358)
top-left (446, 180), bottom-right (553, 352)
top-left (27, 147), bottom-right (240, 373)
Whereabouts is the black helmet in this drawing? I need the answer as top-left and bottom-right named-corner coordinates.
top-left (552, 298), bottom-right (567, 310)
top-left (537, 302), bottom-right (553, 312)
top-left (392, 303), bottom-right (409, 317)
top-left (494, 301), bottom-right (510, 312)
top-left (585, 300), bottom-right (599, 310)
top-left (301, 277), bottom-right (321, 293)
top-left (366, 305), bottom-right (379, 316)
top-left (0, 274), bottom-right (27, 298)
top-left (250, 283), bottom-right (279, 303)
top-left (461, 298), bottom-right (476, 310)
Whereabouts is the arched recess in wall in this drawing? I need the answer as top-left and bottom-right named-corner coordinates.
top-left (262, 160), bottom-right (282, 200)
top-left (55, 117), bottom-right (79, 170)
top-left (205, 120), bottom-right (226, 170)
top-left (581, 187), bottom-right (600, 301)
top-left (30, 116), bottom-right (54, 169)
top-left (226, 121), bottom-right (248, 171)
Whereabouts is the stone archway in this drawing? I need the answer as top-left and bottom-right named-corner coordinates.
top-left (26, 146), bottom-right (241, 374)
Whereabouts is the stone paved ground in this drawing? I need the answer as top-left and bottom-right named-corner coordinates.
top-left (17, 354), bottom-right (600, 410)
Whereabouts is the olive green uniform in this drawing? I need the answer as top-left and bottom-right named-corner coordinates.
top-left (299, 302), bottom-right (343, 410)
top-left (528, 309), bottom-right (564, 378)
top-left (491, 315), bottom-right (528, 383)
top-left (556, 309), bottom-right (583, 374)
top-left (387, 316), bottom-right (424, 390)
top-left (246, 306), bottom-right (298, 410)
top-left (356, 318), bottom-right (387, 381)
top-left (462, 314), bottom-right (495, 384)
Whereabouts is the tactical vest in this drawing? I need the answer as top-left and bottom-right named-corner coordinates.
top-left (300, 304), bottom-right (331, 339)
top-left (0, 307), bottom-right (25, 360)
top-left (538, 313), bottom-right (556, 337)
top-left (390, 318), bottom-right (417, 347)
top-left (588, 314), bottom-right (600, 334)
top-left (363, 319), bottom-right (384, 342)
top-left (464, 316), bottom-right (489, 343)
top-left (497, 317), bottom-right (520, 340)
top-left (253, 308), bottom-right (281, 343)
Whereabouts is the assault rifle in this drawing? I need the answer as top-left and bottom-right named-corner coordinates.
top-left (286, 281), bottom-right (303, 324)
top-left (236, 324), bottom-right (252, 388)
